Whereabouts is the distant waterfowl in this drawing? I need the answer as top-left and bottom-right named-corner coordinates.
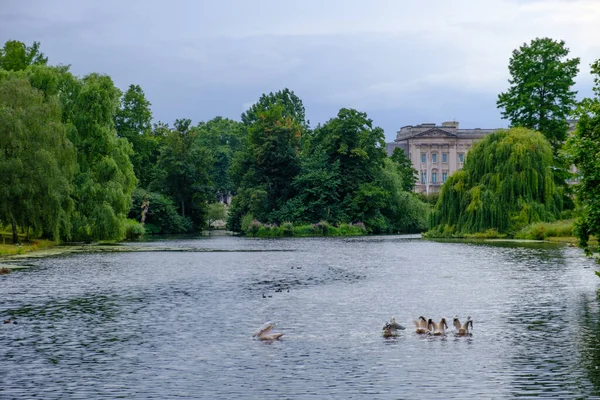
top-left (253, 321), bottom-right (284, 341)
top-left (413, 316), bottom-right (430, 334)
top-left (428, 317), bottom-right (448, 335)
top-left (0, 267), bottom-right (11, 275)
top-left (453, 315), bottom-right (473, 336)
top-left (382, 316), bottom-right (406, 337)
top-left (3, 318), bottom-right (16, 324)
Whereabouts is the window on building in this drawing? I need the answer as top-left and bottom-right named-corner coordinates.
top-left (442, 153), bottom-right (448, 163)
top-left (458, 153), bottom-right (464, 163)
top-left (432, 172), bottom-right (437, 183)
top-left (432, 153), bottom-right (437, 163)
top-left (442, 172), bottom-right (448, 182)
top-left (421, 172), bottom-right (427, 183)
top-left (421, 153), bottom-right (426, 163)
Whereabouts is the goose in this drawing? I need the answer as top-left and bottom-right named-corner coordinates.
top-left (453, 315), bottom-right (473, 336)
top-left (382, 316), bottom-right (406, 337)
top-left (428, 317), bottom-right (448, 335)
top-left (253, 321), bottom-right (284, 341)
top-left (413, 316), bottom-right (430, 334)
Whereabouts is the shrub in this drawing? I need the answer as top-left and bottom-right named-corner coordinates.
top-left (515, 219), bottom-right (574, 240)
top-left (281, 222), bottom-right (294, 237)
top-left (124, 219), bottom-right (145, 240)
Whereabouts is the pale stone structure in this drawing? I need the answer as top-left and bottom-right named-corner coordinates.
top-left (386, 121), bottom-right (498, 194)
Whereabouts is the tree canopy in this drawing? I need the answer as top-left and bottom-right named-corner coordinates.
top-left (497, 37), bottom-right (580, 153)
top-left (0, 40), bottom-right (48, 71)
top-left (566, 59), bottom-right (600, 256)
top-left (0, 74), bottom-right (75, 243)
top-left (429, 127), bottom-right (563, 236)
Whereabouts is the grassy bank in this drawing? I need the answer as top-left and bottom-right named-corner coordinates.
top-left (0, 239), bottom-right (56, 256)
top-left (244, 220), bottom-right (367, 238)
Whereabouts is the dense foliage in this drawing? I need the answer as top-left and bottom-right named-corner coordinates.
top-left (566, 59), bottom-right (600, 256)
top-left (497, 37), bottom-right (580, 153)
top-left (429, 127), bottom-right (563, 236)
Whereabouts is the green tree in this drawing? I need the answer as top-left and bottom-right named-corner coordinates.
top-left (241, 88), bottom-right (308, 129)
top-left (0, 40), bottom-right (48, 71)
top-left (150, 119), bottom-right (213, 229)
top-left (67, 73), bottom-right (137, 241)
top-left (0, 74), bottom-right (75, 243)
top-left (310, 108), bottom-right (386, 226)
top-left (196, 117), bottom-right (245, 201)
top-left (206, 202), bottom-right (227, 228)
top-left (115, 84), bottom-right (158, 187)
top-left (390, 147), bottom-right (418, 192)
top-left (128, 188), bottom-right (191, 234)
top-left (429, 127), bottom-right (562, 236)
top-left (566, 60), bottom-right (600, 256)
top-left (497, 37), bottom-right (580, 153)
top-left (376, 158), bottom-right (429, 233)
top-left (228, 105), bottom-right (301, 229)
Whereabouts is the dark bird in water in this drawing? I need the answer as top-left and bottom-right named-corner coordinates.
top-left (4, 318), bottom-right (16, 324)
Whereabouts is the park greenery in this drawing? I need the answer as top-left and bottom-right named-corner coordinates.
top-left (1, 37), bottom-right (599, 255)
top-left (0, 39), bottom-right (426, 245)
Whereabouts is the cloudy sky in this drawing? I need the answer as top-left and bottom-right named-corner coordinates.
top-left (1, 0), bottom-right (599, 142)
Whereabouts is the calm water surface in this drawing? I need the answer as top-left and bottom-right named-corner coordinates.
top-left (2, 235), bottom-right (600, 399)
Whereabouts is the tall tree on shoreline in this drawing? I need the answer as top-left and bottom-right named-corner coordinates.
top-left (115, 84), bottom-right (156, 187)
top-left (566, 59), bottom-right (600, 257)
top-left (67, 73), bottom-right (137, 241)
top-left (0, 75), bottom-right (75, 243)
top-left (497, 38), bottom-right (580, 153)
top-left (429, 127), bottom-right (562, 236)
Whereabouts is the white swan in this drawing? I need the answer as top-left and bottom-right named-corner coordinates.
top-left (453, 315), bottom-right (473, 336)
top-left (253, 321), bottom-right (284, 340)
top-left (428, 317), bottom-right (448, 335)
top-left (382, 316), bottom-right (406, 337)
top-left (413, 316), bottom-right (430, 334)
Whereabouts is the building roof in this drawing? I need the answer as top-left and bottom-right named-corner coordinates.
top-left (394, 121), bottom-right (498, 142)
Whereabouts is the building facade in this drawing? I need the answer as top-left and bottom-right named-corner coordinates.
top-left (386, 121), bottom-right (498, 194)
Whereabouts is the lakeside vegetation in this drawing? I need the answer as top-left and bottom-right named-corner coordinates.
top-left (1, 37), bottom-right (600, 260)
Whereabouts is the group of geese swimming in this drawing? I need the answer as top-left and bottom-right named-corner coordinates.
top-left (383, 315), bottom-right (473, 338)
top-left (252, 315), bottom-right (473, 341)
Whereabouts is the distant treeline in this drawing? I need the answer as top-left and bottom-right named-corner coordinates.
top-left (0, 40), bottom-right (427, 244)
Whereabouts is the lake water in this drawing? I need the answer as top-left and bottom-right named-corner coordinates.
top-left (2, 235), bottom-right (600, 399)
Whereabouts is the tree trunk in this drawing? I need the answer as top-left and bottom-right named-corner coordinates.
top-left (11, 220), bottom-right (18, 245)
top-left (181, 201), bottom-right (185, 218)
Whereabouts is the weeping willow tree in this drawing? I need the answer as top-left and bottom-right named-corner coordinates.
top-left (429, 127), bottom-right (563, 236)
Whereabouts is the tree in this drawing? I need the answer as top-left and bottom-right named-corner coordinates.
top-left (566, 60), bottom-right (600, 256)
top-left (310, 108), bottom-right (386, 225)
top-left (429, 127), bottom-right (563, 236)
top-left (206, 202), bottom-right (227, 228)
top-left (228, 104), bottom-right (301, 229)
top-left (150, 119), bottom-right (214, 229)
top-left (241, 88), bottom-right (308, 130)
top-left (497, 38), bottom-right (580, 153)
top-left (390, 147), bottom-right (418, 192)
top-left (0, 74), bottom-right (75, 243)
top-left (115, 84), bottom-right (157, 187)
top-left (0, 40), bottom-right (48, 71)
top-left (196, 117), bottom-right (245, 202)
top-left (67, 73), bottom-right (137, 241)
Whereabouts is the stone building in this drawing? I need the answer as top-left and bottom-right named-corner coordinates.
top-left (386, 121), bottom-right (499, 194)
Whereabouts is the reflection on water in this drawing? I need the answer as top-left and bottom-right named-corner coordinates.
top-left (1, 235), bottom-right (599, 399)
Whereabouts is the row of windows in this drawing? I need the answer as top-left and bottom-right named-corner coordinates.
top-left (421, 153), bottom-right (464, 163)
top-left (420, 172), bottom-right (448, 184)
